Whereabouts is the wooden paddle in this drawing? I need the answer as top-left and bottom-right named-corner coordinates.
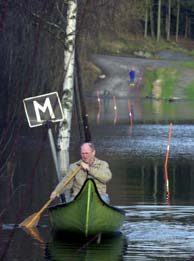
top-left (19, 165), bottom-right (81, 228)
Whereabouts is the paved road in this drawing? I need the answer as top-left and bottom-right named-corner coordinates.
top-left (92, 54), bottom-right (194, 99)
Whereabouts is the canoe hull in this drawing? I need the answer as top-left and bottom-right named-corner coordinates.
top-left (48, 178), bottom-right (125, 237)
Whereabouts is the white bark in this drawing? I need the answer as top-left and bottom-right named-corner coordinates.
top-left (57, 0), bottom-right (77, 176)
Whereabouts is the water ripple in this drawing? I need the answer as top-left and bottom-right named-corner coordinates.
top-left (121, 205), bottom-right (194, 260)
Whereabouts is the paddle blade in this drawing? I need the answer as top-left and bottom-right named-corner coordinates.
top-left (19, 166), bottom-right (82, 229)
top-left (19, 212), bottom-right (40, 228)
top-left (21, 227), bottom-right (44, 243)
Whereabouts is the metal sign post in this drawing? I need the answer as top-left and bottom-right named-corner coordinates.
top-left (23, 92), bottom-right (65, 202)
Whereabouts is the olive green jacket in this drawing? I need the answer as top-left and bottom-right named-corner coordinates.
top-left (55, 157), bottom-right (112, 199)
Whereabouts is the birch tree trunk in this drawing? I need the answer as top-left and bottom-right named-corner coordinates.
top-left (57, 0), bottom-right (77, 178)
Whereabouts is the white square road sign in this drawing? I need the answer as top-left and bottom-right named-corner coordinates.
top-left (23, 92), bottom-right (64, 128)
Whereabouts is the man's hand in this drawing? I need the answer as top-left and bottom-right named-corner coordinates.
top-left (50, 191), bottom-right (58, 200)
top-left (81, 161), bottom-right (90, 171)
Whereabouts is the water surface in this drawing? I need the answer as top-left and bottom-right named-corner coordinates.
top-left (1, 96), bottom-right (194, 260)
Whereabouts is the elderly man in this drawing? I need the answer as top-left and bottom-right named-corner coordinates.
top-left (50, 142), bottom-right (112, 203)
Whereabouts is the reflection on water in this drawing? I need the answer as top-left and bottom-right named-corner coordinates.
top-left (2, 205), bottom-right (194, 260)
top-left (45, 232), bottom-right (127, 261)
top-left (71, 118), bottom-right (194, 207)
top-left (2, 97), bottom-right (194, 260)
top-left (123, 205), bottom-right (194, 260)
top-left (86, 95), bottom-right (194, 124)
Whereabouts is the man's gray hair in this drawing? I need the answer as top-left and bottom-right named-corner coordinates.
top-left (81, 142), bottom-right (95, 151)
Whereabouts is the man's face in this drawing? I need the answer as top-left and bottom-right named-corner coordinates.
top-left (80, 144), bottom-right (95, 164)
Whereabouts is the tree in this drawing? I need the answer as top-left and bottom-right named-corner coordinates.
top-left (144, 0), bottom-right (149, 38)
top-left (175, 0), bottom-right (180, 42)
top-left (57, 0), bottom-right (78, 177)
top-left (149, 0), bottom-right (155, 38)
top-left (157, 0), bottom-right (162, 42)
top-left (166, 0), bottom-right (172, 41)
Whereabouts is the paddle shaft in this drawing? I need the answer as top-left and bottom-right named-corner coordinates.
top-left (20, 165), bottom-right (81, 228)
top-left (38, 165), bottom-right (82, 216)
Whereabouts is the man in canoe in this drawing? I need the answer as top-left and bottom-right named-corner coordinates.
top-left (50, 142), bottom-right (112, 203)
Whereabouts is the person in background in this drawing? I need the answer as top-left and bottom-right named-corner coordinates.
top-left (50, 142), bottom-right (112, 203)
top-left (129, 67), bottom-right (136, 84)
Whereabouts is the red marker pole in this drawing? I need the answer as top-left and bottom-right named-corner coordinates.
top-left (96, 90), bottom-right (101, 123)
top-left (164, 122), bottom-right (173, 202)
top-left (97, 90), bottom-right (101, 105)
top-left (165, 122), bottom-right (173, 169)
top-left (113, 96), bottom-right (118, 125)
top-left (128, 100), bottom-right (133, 128)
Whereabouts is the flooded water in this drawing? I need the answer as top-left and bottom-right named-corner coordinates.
top-left (1, 95), bottom-right (194, 260)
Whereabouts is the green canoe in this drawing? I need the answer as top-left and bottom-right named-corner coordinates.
top-left (48, 178), bottom-right (126, 237)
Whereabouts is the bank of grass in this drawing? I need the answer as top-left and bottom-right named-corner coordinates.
top-left (178, 61), bottom-right (194, 68)
top-left (177, 61), bottom-right (194, 98)
top-left (184, 81), bottom-right (194, 97)
top-left (143, 61), bottom-right (194, 99)
top-left (82, 60), bottom-right (102, 91)
top-left (143, 67), bottom-right (179, 98)
top-left (94, 34), bottom-right (189, 57)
